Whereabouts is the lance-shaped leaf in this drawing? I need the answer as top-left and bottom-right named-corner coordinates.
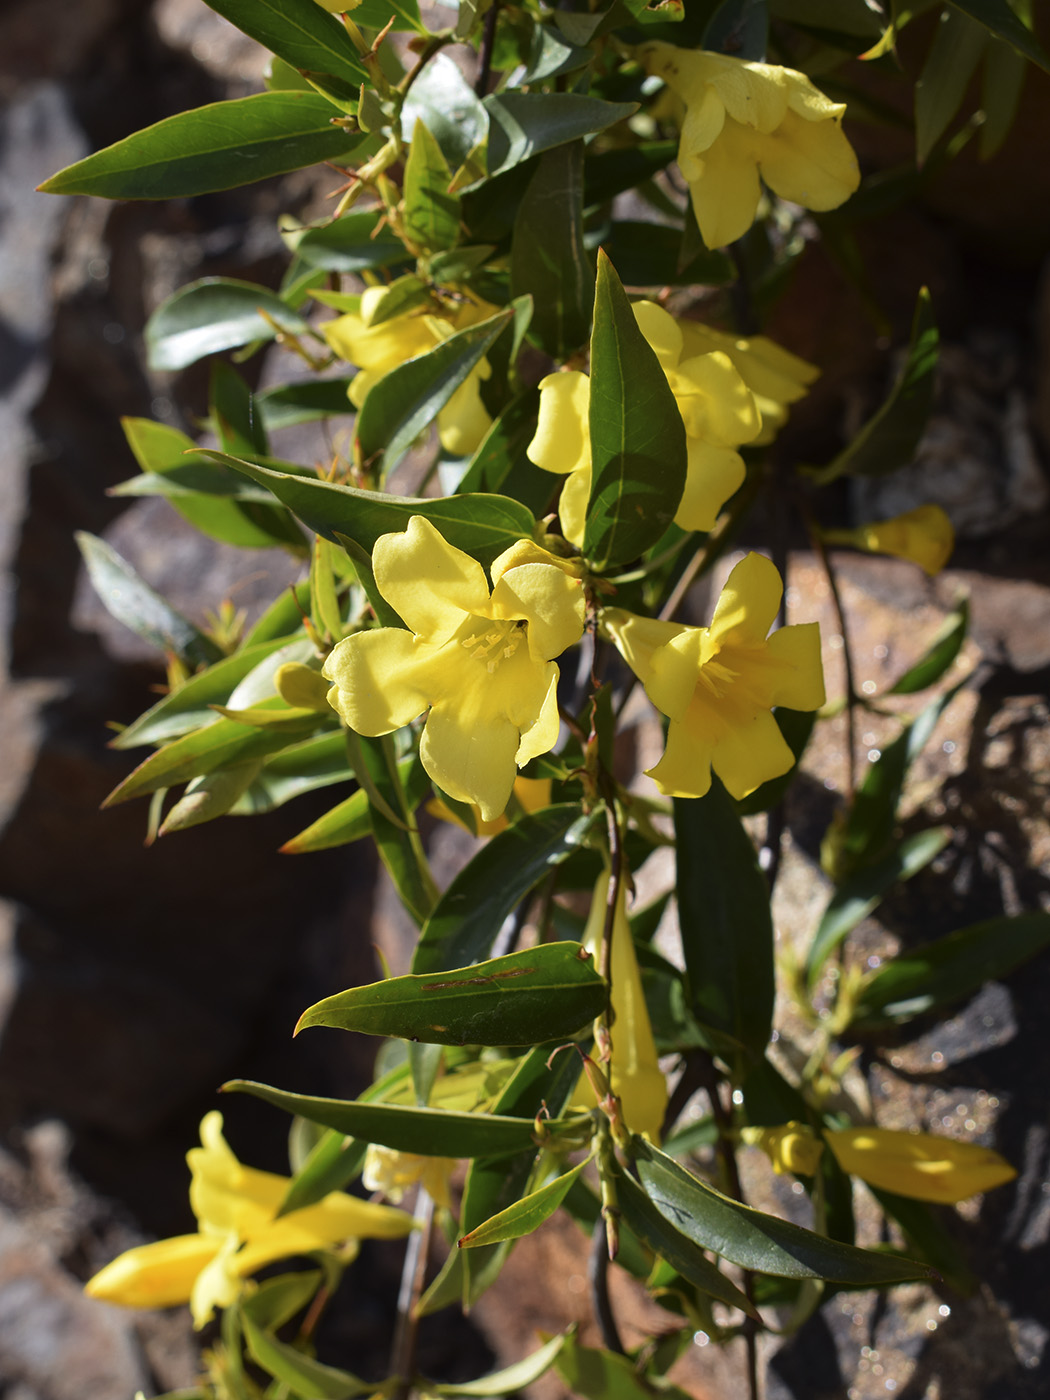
top-left (240, 1270), bottom-right (324, 1330)
top-left (242, 1313), bottom-right (372, 1399)
top-left (813, 288), bottom-right (938, 483)
top-left (403, 120), bottom-right (461, 253)
top-left (296, 942), bottom-right (606, 1047)
top-left (948, 0), bottom-right (1050, 72)
top-left (76, 532), bottom-right (223, 670)
top-left (426, 1333), bottom-right (568, 1398)
top-left (632, 1140), bottom-right (936, 1285)
top-left (916, 9), bottom-right (988, 164)
top-left (351, 733), bottom-right (436, 927)
top-left (554, 1336), bottom-right (693, 1400)
top-left (401, 52), bottom-right (488, 169)
top-left (255, 377), bottom-right (356, 430)
top-left (583, 251), bottom-right (686, 571)
top-left (615, 1167), bottom-right (756, 1317)
top-left (230, 731), bottom-right (353, 815)
top-left (281, 787), bottom-right (374, 853)
top-left (484, 93), bottom-right (637, 179)
top-left (201, 0), bottom-right (368, 101)
top-left (704, 0), bottom-right (769, 60)
top-left (356, 305), bottom-right (515, 473)
top-left (675, 779), bottom-right (774, 1063)
top-left (38, 92), bottom-right (360, 200)
top-left (224, 1080), bottom-right (545, 1157)
top-left (887, 600), bottom-right (969, 695)
top-left (145, 278), bottom-right (310, 372)
top-left (459, 1156), bottom-right (593, 1249)
top-left (457, 389), bottom-right (554, 517)
top-left (413, 806), bottom-right (601, 974)
top-left (213, 455), bottom-right (537, 566)
top-left (294, 210), bottom-right (408, 274)
top-left (805, 826), bottom-right (952, 986)
top-left (511, 141), bottom-right (591, 358)
top-left (851, 911), bottom-right (1050, 1028)
top-left (351, 0), bottom-right (423, 31)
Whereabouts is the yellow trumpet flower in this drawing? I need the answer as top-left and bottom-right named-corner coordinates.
top-left (823, 505), bottom-right (955, 577)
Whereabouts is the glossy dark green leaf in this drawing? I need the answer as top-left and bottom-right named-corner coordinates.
top-left (675, 778), bottom-right (774, 1062)
top-left (805, 827), bottom-right (952, 985)
top-left (595, 220), bottom-right (735, 288)
top-left (413, 806), bottom-right (601, 975)
top-left (357, 306), bottom-right (515, 473)
top-left (242, 1313), bottom-right (372, 1398)
top-left (615, 1168), bottom-right (756, 1316)
top-left (230, 732), bottom-right (352, 814)
top-left (255, 377), bottom-right (355, 430)
top-left (240, 1270), bottom-right (324, 1329)
top-left (979, 26), bottom-right (1027, 157)
top-left (294, 211), bottom-right (408, 274)
top-left (887, 601), bottom-right (968, 695)
top-left (836, 682), bottom-right (962, 873)
top-left (583, 250), bottom-right (686, 570)
top-left (852, 912), bottom-right (1050, 1028)
top-left (145, 278), bottom-right (310, 372)
top-left (38, 91), bottom-right (359, 199)
top-left (456, 390), bottom-right (555, 517)
top-left (632, 1140), bottom-right (935, 1285)
top-left (553, 1335), bottom-right (693, 1400)
top-left (104, 705), bottom-right (321, 806)
top-left (112, 638), bottom-right (297, 749)
top-left (916, 9), bottom-right (988, 163)
top-left (511, 141), bottom-right (591, 358)
top-left (583, 142), bottom-right (677, 207)
top-left (401, 52), bottom-right (488, 170)
top-left (522, 22), bottom-right (593, 81)
top-left (459, 1156), bottom-right (592, 1249)
top-left (813, 288), bottom-right (938, 483)
top-left (202, 0), bottom-right (368, 101)
top-left (76, 532), bottom-right (223, 670)
top-left (211, 361), bottom-right (268, 458)
top-left (947, 0), bottom-right (1050, 71)
top-left (427, 1333), bottom-right (568, 1398)
top-left (225, 1080), bottom-right (546, 1157)
top-left (484, 94), bottom-right (638, 179)
top-left (403, 119), bottom-right (461, 254)
top-left (276, 1129), bottom-right (367, 1218)
top-left (216, 456), bottom-right (537, 567)
top-left (352, 733), bottom-right (436, 927)
top-left (352, 0), bottom-right (423, 31)
top-left (159, 760), bottom-right (264, 834)
top-left (298, 942), bottom-right (605, 1047)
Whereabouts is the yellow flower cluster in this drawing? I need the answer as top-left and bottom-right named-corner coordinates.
top-left (527, 301), bottom-right (817, 539)
top-left (323, 517), bottom-right (585, 822)
top-left (604, 552), bottom-right (825, 801)
top-left (640, 43), bottom-right (860, 248)
top-left (322, 288), bottom-right (498, 457)
top-left (85, 1113), bottom-right (411, 1327)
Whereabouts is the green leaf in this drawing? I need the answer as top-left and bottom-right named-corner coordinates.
top-left (352, 733), bottom-right (437, 927)
top-left (211, 361), bottom-right (268, 458)
top-left (595, 220), bottom-right (735, 288)
top-left (805, 827), bottom-right (952, 985)
top-left (352, 0), bottom-right (423, 31)
top-left (255, 377), bottom-right (356, 430)
top-left (554, 1335), bottom-right (693, 1400)
top-left (813, 287), bottom-right (938, 484)
top-left (76, 532), bottom-right (223, 670)
top-left (104, 706), bottom-right (321, 806)
top-left (145, 278), bottom-right (310, 372)
top-left (224, 1080), bottom-right (547, 1157)
top-left (583, 142), bottom-right (677, 207)
top-left (615, 1168), bottom-right (757, 1316)
top-left (112, 637), bottom-right (298, 749)
top-left (868, 1187), bottom-right (976, 1294)
top-left (459, 1156), bottom-right (593, 1248)
top-left (916, 9), bottom-right (988, 164)
top-left (38, 91), bottom-right (360, 199)
top-left (245, 580), bottom-right (313, 644)
top-left (281, 786), bottom-right (373, 853)
top-left (947, 0), bottom-right (1050, 71)
top-left (231, 731), bottom-right (353, 814)
top-left (675, 778), bottom-right (774, 1062)
top-left (403, 120), bottom-right (461, 254)
top-left (979, 27), bottom-right (1028, 156)
top-left (216, 457), bottom-right (537, 567)
top-left (704, 0), bottom-right (769, 61)
top-left (632, 1140), bottom-right (936, 1285)
top-left (297, 942), bottom-right (606, 1047)
top-left (510, 141), bottom-right (592, 358)
top-left (159, 760), bottom-right (264, 834)
top-left (357, 306), bottom-right (515, 473)
top-left (294, 210), bottom-right (408, 273)
top-left (242, 1313), bottom-right (372, 1398)
top-left (427, 1333), bottom-right (568, 1398)
top-left (201, 0), bottom-right (369, 101)
top-left (484, 93), bottom-right (638, 179)
top-left (836, 682), bottom-right (963, 873)
top-left (523, 22), bottom-right (594, 81)
top-left (887, 600), bottom-right (968, 695)
top-left (852, 912), bottom-right (1050, 1027)
top-left (456, 390), bottom-right (555, 518)
top-left (240, 1270), bottom-right (324, 1329)
top-left (276, 1129), bottom-right (367, 1218)
top-left (413, 806), bottom-right (600, 975)
top-left (583, 250), bottom-right (686, 571)
top-left (401, 52), bottom-right (488, 170)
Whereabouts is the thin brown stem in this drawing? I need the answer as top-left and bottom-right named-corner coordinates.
top-left (475, 2), bottom-right (500, 97)
top-left (390, 1189), bottom-right (434, 1400)
top-left (807, 522), bottom-right (857, 798)
top-left (589, 1216), bottom-right (625, 1355)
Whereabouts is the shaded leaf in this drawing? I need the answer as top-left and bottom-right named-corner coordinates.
top-left (485, 93), bottom-right (637, 179)
top-left (887, 601), bottom-right (968, 695)
top-left (240, 1271), bottom-right (324, 1329)
top-left (202, 0), bottom-right (368, 101)
top-left (294, 210), bottom-right (408, 274)
top-left (459, 1156), bottom-right (593, 1248)
top-left (583, 250), bottom-right (687, 570)
top-left (297, 942), bottom-right (606, 1047)
top-left (255, 377), bottom-right (356, 430)
top-left (403, 120), bottom-right (461, 254)
top-left (427, 1333), bottom-right (568, 1398)
top-left (401, 53), bottom-right (489, 170)
top-left (916, 9), bottom-right (988, 164)
top-left (948, 0), bottom-right (1050, 71)
top-left (230, 731), bottom-right (352, 814)
top-left (511, 141), bottom-right (592, 358)
top-left (145, 278), bottom-right (310, 372)
top-left (554, 1335), bottom-right (693, 1400)
top-left (242, 1313), bottom-right (371, 1398)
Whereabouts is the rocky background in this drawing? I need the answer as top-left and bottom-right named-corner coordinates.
top-left (0, 3), bottom-right (1048, 1398)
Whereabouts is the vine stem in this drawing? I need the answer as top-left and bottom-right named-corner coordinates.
top-left (390, 1188), bottom-right (434, 1400)
top-left (475, 2), bottom-right (500, 96)
top-left (804, 513), bottom-right (858, 799)
top-left (589, 1215), bottom-right (626, 1355)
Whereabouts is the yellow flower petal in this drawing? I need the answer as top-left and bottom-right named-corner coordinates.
top-left (672, 351), bottom-right (761, 447)
top-left (826, 505), bottom-right (955, 576)
top-left (421, 693), bottom-right (522, 823)
top-left (708, 552), bottom-right (784, 648)
top-left (676, 439), bottom-right (746, 533)
top-left (631, 300), bottom-right (684, 370)
top-left (85, 1235), bottom-right (220, 1310)
top-left (742, 1122), bottom-right (825, 1176)
top-left (514, 666), bottom-right (561, 769)
top-left (764, 622), bottom-right (826, 711)
top-left (528, 371), bottom-right (591, 477)
top-left (323, 628), bottom-right (434, 735)
top-left (646, 713), bottom-right (714, 800)
top-left (557, 462), bottom-right (592, 547)
top-left (490, 561), bottom-right (586, 661)
top-left (374, 515), bottom-right (489, 643)
top-left (708, 706), bottom-right (795, 799)
top-left (437, 363), bottom-right (493, 457)
top-left (683, 114), bottom-right (764, 249)
top-left (601, 610), bottom-right (687, 692)
top-left (756, 107), bottom-right (860, 212)
top-left (827, 1128), bottom-right (1016, 1204)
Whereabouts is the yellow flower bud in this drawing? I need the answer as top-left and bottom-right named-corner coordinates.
top-left (826, 1127), bottom-right (1016, 1204)
top-left (824, 505), bottom-right (955, 576)
top-left (741, 1121), bottom-right (825, 1176)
